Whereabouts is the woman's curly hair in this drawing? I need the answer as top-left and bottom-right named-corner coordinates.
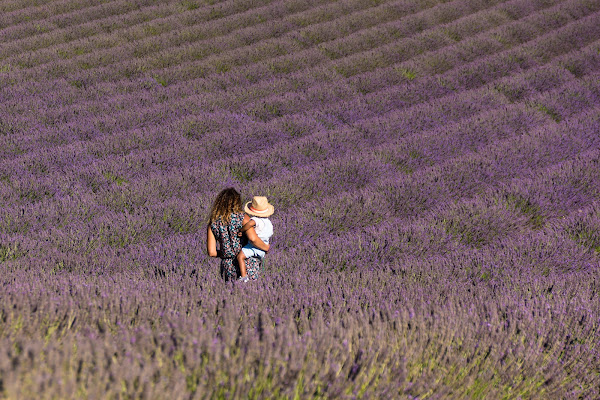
top-left (209, 187), bottom-right (242, 224)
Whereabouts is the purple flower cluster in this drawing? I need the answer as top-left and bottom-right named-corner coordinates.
top-left (1, 0), bottom-right (599, 397)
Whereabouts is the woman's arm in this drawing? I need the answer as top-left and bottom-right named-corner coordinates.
top-left (242, 214), bottom-right (251, 225)
top-left (245, 226), bottom-right (270, 252)
top-left (206, 225), bottom-right (218, 257)
top-left (238, 215), bottom-right (256, 237)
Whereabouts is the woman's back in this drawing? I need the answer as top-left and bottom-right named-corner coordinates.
top-left (209, 212), bottom-right (244, 259)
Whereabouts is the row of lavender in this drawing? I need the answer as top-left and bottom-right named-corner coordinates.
top-left (3, 39), bottom-right (599, 215)
top-left (2, 0), bottom-right (599, 163)
top-left (2, 0), bottom-right (598, 296)
top-left (1, 0), bottom-right (599, 397)
top-left (5, 72), bottom-right (599, 275)
top-left (0, 0), bottom-right (582, 110)
top-left (3, 24), bottom-right (600, 247)
top-left (0, 0), bottom-right (572, 111)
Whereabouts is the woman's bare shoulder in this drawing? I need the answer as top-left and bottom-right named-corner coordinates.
top-left (242, 213), bottom-right (251, 224)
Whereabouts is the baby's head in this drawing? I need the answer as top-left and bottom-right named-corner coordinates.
top-left (244, 196), bottom-right (274, 218)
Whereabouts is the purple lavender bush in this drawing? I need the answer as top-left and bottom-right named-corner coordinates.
top-left (1, 0), bottom-right (599, 398)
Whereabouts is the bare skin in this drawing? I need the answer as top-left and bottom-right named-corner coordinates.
top-left (239, 218), bottom-right (256, 235)
top-left (206, 226), bottom-right (218, 258)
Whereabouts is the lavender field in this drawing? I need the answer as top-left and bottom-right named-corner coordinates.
top-left (1, 0), bottom-right (600, 397)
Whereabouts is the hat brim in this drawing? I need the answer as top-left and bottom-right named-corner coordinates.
top-left (244, 201), bottom-right (274, 217)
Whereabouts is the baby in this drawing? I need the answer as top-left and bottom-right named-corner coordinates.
top-left (237, 196), bottom-right (274, 282)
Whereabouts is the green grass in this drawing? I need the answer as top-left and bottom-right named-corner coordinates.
top-left (395, 66), bottom-right (417, 80)
top-left (0, 243), bottom-right (26, 262)
top-left (103, 171), bottom-right (128, 185)
top-left (503, 193), bottom-right (545, 229)
top-left (153, 75), bottom-right (169, 87)
top-left (534, 103), bottom-right (561, 122)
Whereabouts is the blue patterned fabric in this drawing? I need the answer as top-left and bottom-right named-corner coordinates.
top-left (210, 212), bottom-right (261, 281)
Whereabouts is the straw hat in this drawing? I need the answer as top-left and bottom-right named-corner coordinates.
top-left (244, 196), bottom-right (274, 217)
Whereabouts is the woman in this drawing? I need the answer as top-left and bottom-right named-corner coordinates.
top-left (206, 188), bottom-right (269, 281)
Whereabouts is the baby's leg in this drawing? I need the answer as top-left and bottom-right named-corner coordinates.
top-left (237, 250), bottom-right (248, 277)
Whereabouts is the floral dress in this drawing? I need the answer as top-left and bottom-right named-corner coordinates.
top-left (210, 212), bottom-right (261, 281)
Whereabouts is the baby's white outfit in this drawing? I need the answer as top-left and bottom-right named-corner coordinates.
top-left (242, 217), bottom-right (273, 259)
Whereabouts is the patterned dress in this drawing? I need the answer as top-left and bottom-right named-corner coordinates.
top-left (210, 212), bottom-right (261, 281)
